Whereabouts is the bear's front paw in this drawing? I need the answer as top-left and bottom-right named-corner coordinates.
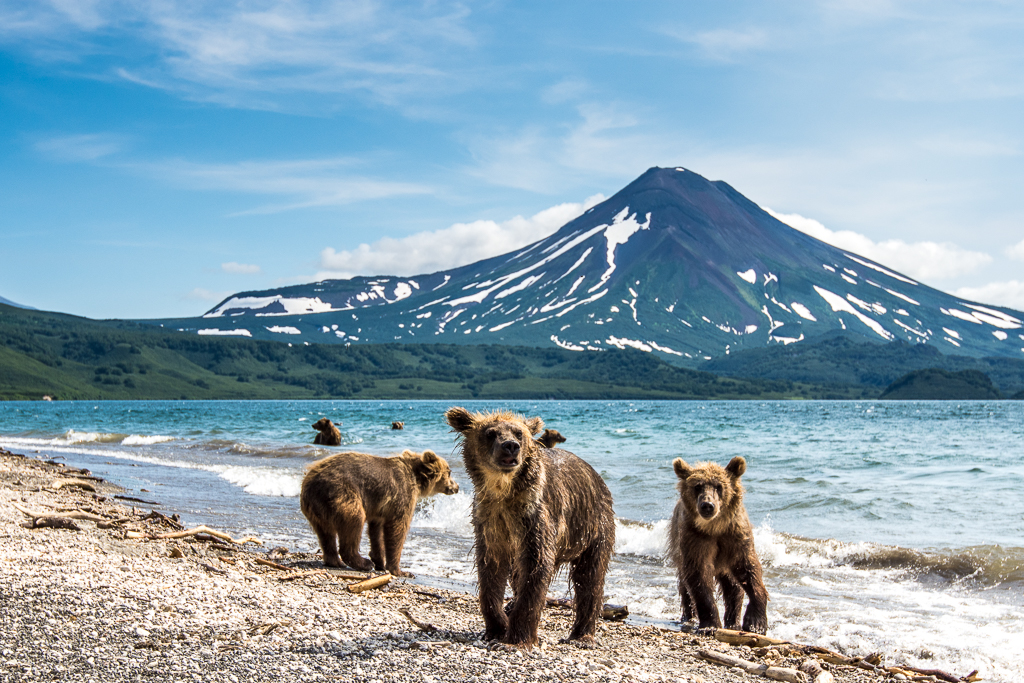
top-left (741, 618), bottom-right (768, 635)
top-left (559, 635), bottom-right (597, 649)
top-left (389, 569), bottom-right (414, 578)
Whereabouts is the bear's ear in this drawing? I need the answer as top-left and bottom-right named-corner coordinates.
top-left (524, 416), bottom-right (545, 435)
top-left (445, 407), bottom-right (475, 433)
top-left (421, 450), bottom-right (439, 465)
top-left (673, 458), bottom-right (691, 480)
top-left (726, 456), bottom-right (746, 478)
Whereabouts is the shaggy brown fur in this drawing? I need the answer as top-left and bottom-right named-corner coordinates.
top-left (446, 407), bottom-right (614, 650)
top-left (299, 450), bottom-right (459, 577)
top-left (536, 428), bottom-right (566, 449)
top-left (669, 456), bottom-right (768, 634)
top-left (311, 418), bottom-right (342, 446)
top-left (391, 421), bottom-right (405, 430)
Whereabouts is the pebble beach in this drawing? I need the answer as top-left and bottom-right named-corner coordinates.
top-left (1, 449), bottom-right (949, 683)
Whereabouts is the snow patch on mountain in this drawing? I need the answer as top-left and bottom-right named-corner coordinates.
top-left (198, 328), bottom-right (252, 337)
top-left (814, 286), bottom-right (893, 340)
top-left (205, 295), bottom-right (334, 318)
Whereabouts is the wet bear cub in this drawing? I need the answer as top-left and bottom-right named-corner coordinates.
top-left (446, 407), bottom-right (615, 650)
top-left (669, 456), bottom-right (769, 634)
top-left (311, 417), bottom-right (341, 446)
top-left (300, 450), bottom-right (459, 577)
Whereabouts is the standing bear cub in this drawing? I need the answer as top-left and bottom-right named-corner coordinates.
top-left (669, 456), bottom-right (769, 634)
top-left (446, 407), bottom-right (615, 650)
top-left (300, 450), bottom-right (459, 577)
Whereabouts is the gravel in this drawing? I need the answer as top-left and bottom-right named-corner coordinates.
top-left (1, 450), bottom-right (879, 683)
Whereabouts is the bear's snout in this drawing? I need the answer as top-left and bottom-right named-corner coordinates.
top-left (497, 439), bottom-right (521, 469)
top-left (698, 501), bottom-right (717, 519)
top-left (445, 481), bottom-right (460, 495)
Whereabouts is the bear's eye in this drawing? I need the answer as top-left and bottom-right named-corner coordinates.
top-left (485, 428), bottom-right (497, 440)
top-left (693, 485), bottom-right (702, 495)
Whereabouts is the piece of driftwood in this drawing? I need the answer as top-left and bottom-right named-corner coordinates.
top-left (715, 628), bottom-right (790, 648)
top-left (97, 517), bottom-right (135, 529)
top-left (22, 517), bottom-right (81, 531)
top-left (325, 569), bottom-right (375, 580)
top-left (125, 525), bottom-right (262, 545)
top-left (698, 649), bottom-right (807, 683)
top-left (347, 574), bottom-right (392, 593)
top-left (50, 479), bottom-right (96, 492)
top-left (398, 607), bottom-right (437, 633)
top-left (799, 658), bottom-right (835, 683)
top-left (254, 557), bottom-right (293, 571)
top-left (544, 597), bottom-right (629, 621)
top-left (116, 494), bottom-right (160, 505)
top-left (198, 561), bottom-right (227, 575)
top-left (13, 503), bottom-right (106, 522)
top-left (142, 510), bottom-right (182, 528)
top-left (278, 570), bottom-right (327, 582)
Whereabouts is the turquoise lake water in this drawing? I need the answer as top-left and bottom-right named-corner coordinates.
top-left (2, 400), bottom-right (1022, 681)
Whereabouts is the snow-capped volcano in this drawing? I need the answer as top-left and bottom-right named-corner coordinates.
top-left (159, 167), bottom-right (1024, 360)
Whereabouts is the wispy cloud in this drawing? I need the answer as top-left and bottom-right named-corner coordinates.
top-left (147, 157), bottom-right (430, 213)
top-left (663, 26), bottom-right (770, 62)
top-left (185, 287), bottom-right (232, 302)
top-left (221, 262), bottom-right (261, 275)
top-left (34, 133), bottom-right (125, 161)
top-left (764, 207), bottom-right (993, 282)
top-left (1, 0), bottom-right (478, 110)
top-left (317, 194), bottom-right (606, 278)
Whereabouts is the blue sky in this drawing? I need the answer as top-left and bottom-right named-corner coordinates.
top-left (2, 0), bottom-right (1023, 319)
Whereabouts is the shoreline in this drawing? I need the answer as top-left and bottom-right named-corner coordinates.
top-left (1, 449), bottom-right (943, 683)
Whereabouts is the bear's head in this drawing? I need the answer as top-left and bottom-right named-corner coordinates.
top-left (403, 449), bottom-right (459, 497)
top-left (311, 417), bottom-right (335, 433)
top-left (537, 428), bottom-right (566, 449)
top-left (445, 406), bottom-right (544, 476)
top-left (673, 456), bottom-right (746, 525)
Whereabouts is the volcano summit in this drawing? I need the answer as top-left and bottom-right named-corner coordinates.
top-left (163, 167), bottom-right (1024, 360)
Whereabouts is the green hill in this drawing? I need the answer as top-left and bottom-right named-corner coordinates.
top-left (0, 304), bottom-right (831, 401)
top-left (878, 368), bottom-right (1003, 400)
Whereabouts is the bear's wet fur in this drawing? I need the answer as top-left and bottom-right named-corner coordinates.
top-left (311, 417), bottom-right (341, 446)
top-left (669, 456), bottom-right (769, 634)
top-left (445, 407), bottom-right (615, 650)
top-left (536, 428), bottom-right (566, 449)
top-left (300, 449), bottom-right (459, 577)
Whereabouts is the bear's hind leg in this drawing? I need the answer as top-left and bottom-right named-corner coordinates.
top-left (566, 539), bottom-right (612, 644)
top-left (718, 572), bottom-right (744, 630)
top-left (382, 518), bottom-right (413, 578)
top-left (336, 509), bottom-right (374, 572)
top-left (367, 521), bottom-right (386, 571)
top-left (311, 521), bottom-right (343, 568)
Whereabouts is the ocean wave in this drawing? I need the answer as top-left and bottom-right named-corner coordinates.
top-left (121, 434), bottom-right (176, 446)
top-left (210, 465), bottom-right (303, 497)
top-left (615, 518), bottom-right (670, 558)
top-left (756, 525), bottom-right (1024, 588)
top-left (412, 492), bottom-right (473, 535)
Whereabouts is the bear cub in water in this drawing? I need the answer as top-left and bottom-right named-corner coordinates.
top-left (300, 450), bottom-right (459, 577)
top-left (311, 417), bottom-right (341, 446)
top-left (669, 456), bottom-right (769, 634)
top-left (446, 407), bottom-right (614, 650)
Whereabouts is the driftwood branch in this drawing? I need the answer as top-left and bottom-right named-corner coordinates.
top-left (278, 570), bottom-right (327, 582)
top-left (699, 649), bottom-right (807, 683)
top-left (13, 503), bottom-right (106, 522)
top-left (116, 495), bottom-right (160, 505)
top-left (50, 478), bottom-right (96, 492)
top-left (347, 574), bottom-right (392, 593)
top-left (253, 557), bottom-right (292, 571)
top-left (125, 525), bottom-right (262, 546)
top-left (21, 517), bottom-right (81, 531)
top-left (398, 607), bottom-right (437, 633)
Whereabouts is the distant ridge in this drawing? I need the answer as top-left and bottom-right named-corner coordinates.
top-left (0, 296), bottom-right (35, 310)
top-left (149, 167), bottom-right (1024, 361)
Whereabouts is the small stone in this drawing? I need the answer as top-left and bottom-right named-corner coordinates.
top-left (135, 627), bottom-right (151, 638)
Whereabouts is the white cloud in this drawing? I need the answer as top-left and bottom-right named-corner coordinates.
top-left (317, 194), bottom-right (606, 278)
top-left (221, 262), bottom-right (261, 275)
top-left (954, 281), bottom-right (1024, 312)
top-left (665, 27), bottom-right (770, 62)
top-left (763, 207), bottom-right (993, 282)
top-left (147, 157), bottom-right (430, 213)
top-left (1006, 238), bottom-right (1024, 261)
top-left (0, 1), bottom-right (477, 110)
top-left (34, 133), bottom-right (124, 161)
top-left (185, 288), bottom-right (232, 301)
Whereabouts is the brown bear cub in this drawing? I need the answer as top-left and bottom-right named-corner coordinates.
top-left (311, 417), bottom-right (341, 446)
top-left (300, 450), bottom-right (459, 577)
top-left (536, 428), bottom-right (566, 449)
top-left (669, 456), bottom-right (769, 634)
top-left (446, 407), bottom-right (614, 650)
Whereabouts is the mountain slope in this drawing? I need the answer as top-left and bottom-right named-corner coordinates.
top-left (152, 167), bottom-right (1024, 360)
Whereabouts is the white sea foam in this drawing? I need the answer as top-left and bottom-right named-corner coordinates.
top-left (615, 519), bottom-right (670, 557)
top-left (412, 491), bottom-right (473, 536)
top-left (210, 465), bottom-right (302, 497)
top-left (122, 434), bottom-right (176, 446)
